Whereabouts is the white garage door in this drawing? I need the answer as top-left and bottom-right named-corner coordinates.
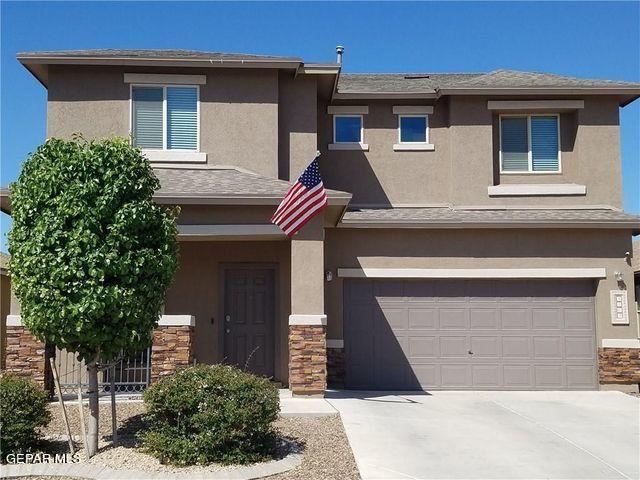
top-left (344, 279), bottom-right (598, 390)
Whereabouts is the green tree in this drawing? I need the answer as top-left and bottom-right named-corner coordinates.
top-left (8, 137), bottom-right (179, 457)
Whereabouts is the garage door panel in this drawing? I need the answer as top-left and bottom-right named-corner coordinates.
top-left (502, 336), bottom-right (532, 358)
top-left (534, 365), bottom-right (564, 387)
top-left (564, 308), bottom-right (594, 330)
top-left (503, 365), bottom-right (533, 387)
top-left (566, 366), bottom-right (597, 388)
top-left (439, 308), bottom-right (469, 329)
top-left (441, 365), bottom-right (472, 387)
top-left (408, 308), bottom-right (437, 329)
top-left (532, 308), bottom-right (562, 329)
top-left (440, 336), bottom-right (469, 357)
top-left (344, 279), bottom-right (597, 390)
top-left (565, 336), bottom-right (595, 359)
top-left (533, 336), bottom-right (563, 358)
top-left (470, 308), bottom-right (500, 329)
top-left (501, 309), bottom-right (531, 329)
top-left (472, 365), bottom-right (502, 387)
top-left (471, 336), bottom-right (500, 357)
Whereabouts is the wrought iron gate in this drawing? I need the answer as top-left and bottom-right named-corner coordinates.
top-left (54, 347), bottom-right (151, 394)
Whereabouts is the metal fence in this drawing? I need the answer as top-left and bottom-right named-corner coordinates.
top-left (54, 347), bottom-right (151, 394)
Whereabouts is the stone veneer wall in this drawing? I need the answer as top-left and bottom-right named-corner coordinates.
top-left (289, 325), bottom-right (326, 395)
top-left (5, 325), bottom-right (54, 393)
top-left (150, 325), bottom-right (195, 382)
top-left (598, 348), bottom-right (640, 384)
top-left (327, 346), bottom-right (345, 388)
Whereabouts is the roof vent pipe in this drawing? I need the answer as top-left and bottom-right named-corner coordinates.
top-left (336, 45), bottom-right (344, 65)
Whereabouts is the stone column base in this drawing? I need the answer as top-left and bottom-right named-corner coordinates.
top-left (598, 347), bottom-right (640, 384)
top-left (5, 319), bottom-right (53, 394)
top-left (150, 316), bottom-right (196, 383)
top-left (289, 319), bottom-right (327, 396)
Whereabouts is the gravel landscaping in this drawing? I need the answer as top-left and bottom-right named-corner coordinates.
top-left (3, 401), bottom-right (359, 480)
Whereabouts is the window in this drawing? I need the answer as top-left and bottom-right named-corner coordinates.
top-left (333, 115), bottom-right (363, 143)
top-left (500, 114), bottom-right (560, 173)
top-left (399, 115), bottom-right (428, 143)
top-left (132, 85), bottom-right (199, 151)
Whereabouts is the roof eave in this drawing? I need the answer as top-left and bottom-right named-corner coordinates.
top-left (153, 193), bottom-right (352, 206)
top-left (338, 220), bottom-right (640, 234)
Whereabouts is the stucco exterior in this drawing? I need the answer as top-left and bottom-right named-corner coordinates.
top-left (6, 50), bottom-right (640, 392)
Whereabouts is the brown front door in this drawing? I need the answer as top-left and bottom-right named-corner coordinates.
top-left (223, 267), bottom-right (275, 378)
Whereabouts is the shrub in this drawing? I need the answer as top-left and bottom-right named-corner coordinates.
top-left (140, 365), bottom-right (280, 466)
top-left (0, 375), bottom-right (52, 461)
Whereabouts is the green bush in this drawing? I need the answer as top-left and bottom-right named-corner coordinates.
top-left (140, 365), bottom-right (280, 466)
top-left (0, 375), bottom-right (52, 460)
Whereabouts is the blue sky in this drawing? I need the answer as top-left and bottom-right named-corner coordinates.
top-left (1, 1), bottom-right (639, 252)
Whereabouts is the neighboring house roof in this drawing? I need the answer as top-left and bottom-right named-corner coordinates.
top-left (340, 207), bottom-right (640, 232)
top-left (153, 167), bottom-right (351, 205)
top-left (0, 252), bottom-right (9, 276)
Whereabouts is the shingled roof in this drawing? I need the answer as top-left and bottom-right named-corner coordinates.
top-left (17, 49), bottom-right (301, 62)
top-left (153, 166), bottom-right (351, 204)
top-left (340, 207), bottom-right (640, 232)
top-left (337, 69), bottom-right (640, 94)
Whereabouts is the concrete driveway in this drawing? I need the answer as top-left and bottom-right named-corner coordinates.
top-left (326, 391), bottom-right (639, 480)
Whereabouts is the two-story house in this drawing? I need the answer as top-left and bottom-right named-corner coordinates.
top-left (3, 48), bottom-right (640, 395)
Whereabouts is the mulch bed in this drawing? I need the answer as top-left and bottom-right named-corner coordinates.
top-left (4, 401), bottom-right (360, 480)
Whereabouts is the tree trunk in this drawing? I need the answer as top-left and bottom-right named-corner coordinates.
top-left (86, 361), bottom-right (99, 458)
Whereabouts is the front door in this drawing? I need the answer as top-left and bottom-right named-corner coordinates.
top-left (223, 267), bottom-right (275, 378)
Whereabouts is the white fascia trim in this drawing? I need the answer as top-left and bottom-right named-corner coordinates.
top-left (393, 143), bottom-right (435, 151)
top-left (327, 339), bottom-right (344, 349)
top-left (289, 314), bottom-right (327, 326)
top-left (392, 106), bottom-right (434, 114)
top-left (142, 150), bottom-right (207, 163)
top-left (601, 339), bottom-right (640, 348)
top-left (158, 315), bottom-right (195, 327)
top-left (6, 315), bottom-right (22, 326)
top-left (328, 143), bottom-right (369, 151)
top-left (488, 184), bottom-right (586, 196)
top-left (487, 100), bottom-right (584, 111)
top-left (124, 73), bottom-right (207, 85)
top-left (327, 106), bottom-right (369, 115)
top-left (337, 268), bottom-right (607, 279)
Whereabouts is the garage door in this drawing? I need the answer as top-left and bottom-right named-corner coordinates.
top-left (344, 279), bottom-right (597, 390)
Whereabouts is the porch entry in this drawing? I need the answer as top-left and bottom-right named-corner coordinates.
top-left (223, 266), bottom-right (276, 378)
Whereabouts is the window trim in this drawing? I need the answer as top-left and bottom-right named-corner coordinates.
top-left (332, 114), bottom-right (364, 145)
top-left (499, 113), bottom-right (561, 174)
top-left (130, 83), bottom-right (201, 152)
top-left (397, 114), bottom-right (429, 145)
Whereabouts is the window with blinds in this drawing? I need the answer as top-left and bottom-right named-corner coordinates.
top-left (500, 115), bottom-right (560, 173)
top-left (132, 85), bottom-right (198, 151)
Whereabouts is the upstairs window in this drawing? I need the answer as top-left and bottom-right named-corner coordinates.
top-left (399, 115), bottom-right (428, 143)
top-left (500, 114), bottom-right (560, 173)
top-left (132, 85), bottom-right (199, 151)
top-left (334, 115), bottom-right (363, 143)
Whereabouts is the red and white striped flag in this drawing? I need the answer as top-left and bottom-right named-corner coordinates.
top-left (271, 155), bottom-right (328, 237)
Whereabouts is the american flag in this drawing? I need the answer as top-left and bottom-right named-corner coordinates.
top-left (271, 155), bottom-right (328, 237)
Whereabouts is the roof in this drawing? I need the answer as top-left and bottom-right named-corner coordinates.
top-left (153, 166), bottom-right (351, 205)
top-left (340, 207), bottom-right (640, 232)
top-left (336, 69), bottom-right (640, 102)
top-left (17, 49), bottom-right (301, 62)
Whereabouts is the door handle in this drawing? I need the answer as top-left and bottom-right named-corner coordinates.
top-left (226, 328), bottom-right (231, 334)
top-left (468, 350), bottom-right (474, 355)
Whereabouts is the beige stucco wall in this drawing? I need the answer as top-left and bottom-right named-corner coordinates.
top-left (319, 96), bottom-right (624, 208)
top-left (324, 228), bottom-right (638, 343)
top-left (47, 65), bottom-right (280, 177)
top-left (165, 240), bottom-right (291, 382)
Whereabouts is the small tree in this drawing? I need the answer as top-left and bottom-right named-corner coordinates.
top-left (9, 137), bottom-right (179, 457)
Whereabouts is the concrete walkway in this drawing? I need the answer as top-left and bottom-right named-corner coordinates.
top-left (327, 390), bottom-right (640, 480)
